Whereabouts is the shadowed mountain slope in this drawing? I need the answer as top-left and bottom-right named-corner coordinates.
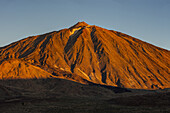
top-left (0, 22), bottom-right (169, 89)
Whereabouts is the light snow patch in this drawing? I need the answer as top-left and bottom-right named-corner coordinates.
top-left (70, 27), bottom-right (82, 36)
top-left (77, 68), bottom-right (90, 79)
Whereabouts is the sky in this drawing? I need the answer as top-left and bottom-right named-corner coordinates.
top-left (0, 0), bottom-right (170, 50)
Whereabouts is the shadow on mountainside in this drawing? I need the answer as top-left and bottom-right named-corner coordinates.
top-left (0, 78), bottom-right (169, 113)
top-left (0, 78), bottom-right (130, 101)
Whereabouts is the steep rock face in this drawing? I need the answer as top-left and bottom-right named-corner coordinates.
top-left (0, 22), bottom-right (169, 89)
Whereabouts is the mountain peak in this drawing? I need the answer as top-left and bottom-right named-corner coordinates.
top-left (76, 21), bottom-right (88, 26)
top-left (70, 21), bottom-right (89, 29)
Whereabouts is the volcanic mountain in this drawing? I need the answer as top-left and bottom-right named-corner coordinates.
top-left (0, 22), bottom-right (169, 89)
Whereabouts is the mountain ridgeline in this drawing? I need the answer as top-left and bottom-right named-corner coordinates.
top-left (0, 22), bottom-right (169, 89)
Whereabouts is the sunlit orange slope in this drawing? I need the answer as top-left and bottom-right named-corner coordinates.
top-left (0, 22), bottom-right (169, 89)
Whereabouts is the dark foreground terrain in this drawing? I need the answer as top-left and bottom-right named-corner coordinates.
top-left (0, 78), bottom-right (169, 113)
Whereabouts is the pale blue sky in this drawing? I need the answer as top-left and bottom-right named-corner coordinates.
top-left (0, 0), bottom-right (170, 50)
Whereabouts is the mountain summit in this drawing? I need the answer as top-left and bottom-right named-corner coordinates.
top-left (70, 21), bottom-right (89, 28)
top-left (0, 22), bottom-right (169, 89)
